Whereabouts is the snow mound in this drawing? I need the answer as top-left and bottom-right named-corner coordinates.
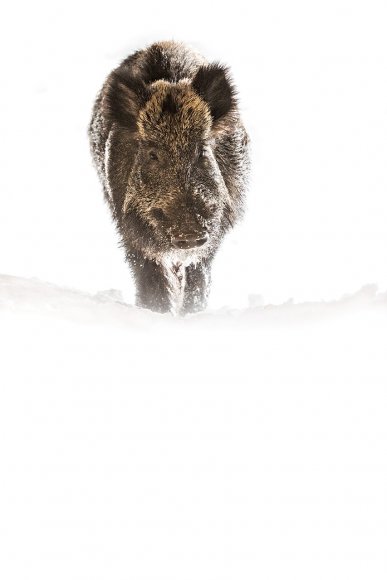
top-left (0, 273), bottom-right (386, 329)
top-left (1, 274), bottom-right (386, 580)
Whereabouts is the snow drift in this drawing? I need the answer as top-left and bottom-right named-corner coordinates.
top-left (1, 274), bottom-right (386, 580)
top-left (1, 273), bottom-right (386, 328)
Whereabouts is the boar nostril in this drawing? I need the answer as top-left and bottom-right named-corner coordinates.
top-left (171, 233), bottom-right (208, 249)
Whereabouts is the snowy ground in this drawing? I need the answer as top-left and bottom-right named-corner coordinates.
top-left (1, 275), bottom-right (386, 579)
top-left (1, 0), bottom-right (387, 578)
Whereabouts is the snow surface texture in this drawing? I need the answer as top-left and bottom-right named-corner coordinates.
top-left (1, 275), bottom-right (387, 580)
top-left (1, 273), bottom-right (386, 328)
top-left (1, 0), bottom-right (387, 578)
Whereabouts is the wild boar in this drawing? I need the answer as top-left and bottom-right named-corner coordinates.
top-left (88, 40), bottom-right (250, 315)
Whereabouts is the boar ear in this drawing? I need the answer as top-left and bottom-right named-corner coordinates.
top-left (192, 63), bottom-right (237, 123)
top-left (103, 67), bottom-right (149, 130)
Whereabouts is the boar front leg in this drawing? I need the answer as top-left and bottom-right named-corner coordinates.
top-left (181, 259), bottom-right (212, 315)
top-left (129, 254), bottom-right (171, 313)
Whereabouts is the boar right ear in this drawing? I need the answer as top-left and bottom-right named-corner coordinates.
top-left (192, 63), bottom-right (237, 123)
top-left (103, 67), bottom-right (149, 130)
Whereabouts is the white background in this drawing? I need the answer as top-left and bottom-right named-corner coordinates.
top-left (0, 1), bottom-right (386, 579)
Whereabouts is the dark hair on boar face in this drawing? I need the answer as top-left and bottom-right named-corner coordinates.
top-left (89, 41), bottom-right (250, 315)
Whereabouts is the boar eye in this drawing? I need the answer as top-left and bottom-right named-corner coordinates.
top-left (198, 147), bottom-right (208, 159)
top-left (148, 151), bottom-right (159, 161)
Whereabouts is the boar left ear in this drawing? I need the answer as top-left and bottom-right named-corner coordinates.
top-left (192, 63), bottom-right (237, 123)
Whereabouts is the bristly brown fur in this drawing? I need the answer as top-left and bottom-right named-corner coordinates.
top-left (89, 40), bottom-right (250, 315)
top-left (137, 81), bottom-right (212, 148)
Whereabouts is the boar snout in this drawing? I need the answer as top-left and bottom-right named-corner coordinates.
top-left (171, 231), bottom-right (208, 249)
top-left (150, 203), bottom-right (210, 249)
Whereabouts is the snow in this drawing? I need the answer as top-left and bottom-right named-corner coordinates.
top-left (1, 275), bottom-right (386, 579)
top-left (0, 273), bottom-right (386, 328)
top-left (1, 0), bottom-right (387, 578)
